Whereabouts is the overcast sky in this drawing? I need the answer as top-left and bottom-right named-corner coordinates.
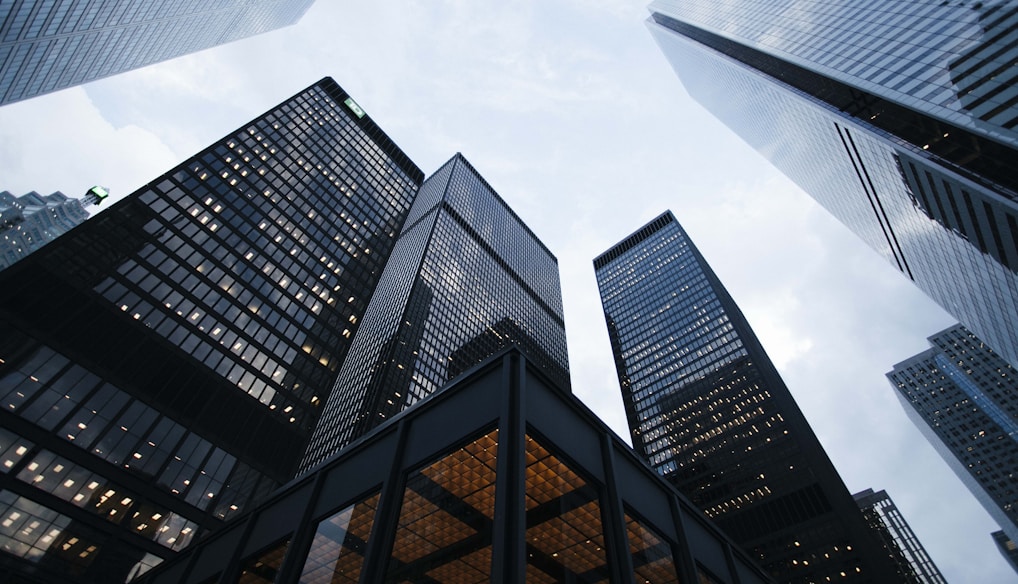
top-left (0, 1), bottom-right (1008, 581)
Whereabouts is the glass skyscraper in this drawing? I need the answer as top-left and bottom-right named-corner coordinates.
top-left (595, 211), bottom-right (900, 583)
top-left (0, 0), bottom-right (314, 105)
top-left (646, 0), bottom-right (1018, 369)
top-left (300, 154), bottom-right (569, 473)
top-left (888, 324), bottom-right (1018, 547)
top-left (0, 77), bottom-right (421, 583)
top-left (0, 189), bottom-right (105, 270)
top-left (852, 489), bottom-right (947, 584)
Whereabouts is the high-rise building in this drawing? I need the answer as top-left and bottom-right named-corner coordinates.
top-left (300, 153), bottom-right (570, 472)
top-left (992, 530), bottom-right (1018, 575)
top-left (131, 349), bottom-right (774, 584)
top-left (0, 0), bottom-right (314, 105)
top-left (888, 324), bottom-right (1018, 546)
top-left (646, 0), bottom-right (1018, 368)
top-left (594, 211), bottom-right (901, 583)
top-left (0, 187), bottom-right (106, 270)
top-left (0, 77), bottom-right (422, 583)
top-left (852, 489), bottom-right (948, 584)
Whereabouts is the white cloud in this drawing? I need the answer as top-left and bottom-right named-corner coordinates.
top-left (0, 87), bottom-right (178, 209)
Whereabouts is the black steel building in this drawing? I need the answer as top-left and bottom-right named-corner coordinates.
top-left (594, 212), bottom-right (901, 583)
top-left (135, 349), bottom-right (773, 584)
top-left (852, 489), bottom-right (947, 584)
top-left (0, 77), bottom-right (422, 583)
top-left (300, 154), bottom-right (569, 472)
top-left (646, 0), bottom-right (1018, 370)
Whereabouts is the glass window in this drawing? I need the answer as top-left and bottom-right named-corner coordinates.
top-left (625, 511), bottom-right (681, 583)
top-left (0, 491), bottom-right (103, 575)
top-left (524, 434), bottom-right (609, 583)
top-left (238, 538), bottom-right (290, 583)
top-left (384, 429), bottom-right (498, 582)
top-left (0, 428), bottom-right (33, 472)
top-left (298, 491), bottom-right (379, 583)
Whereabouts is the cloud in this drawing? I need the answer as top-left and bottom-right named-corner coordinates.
top-left (0, 87), bottom-right (178, 209)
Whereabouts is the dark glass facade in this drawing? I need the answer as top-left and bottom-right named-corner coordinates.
top-left (594, 212), bottom-right (900, 583)
top-left (992, 530), bottom-right (1018, 575)
top-left (646, 0), bottom-right (1018, 369)
top-left (300, 154), bottom-right (569, 472)
top-left (133, 349), bottom-right (773, 584)
top-left (888, 324), bottom-right (1018, 546)
top-left (0, 77), bottom-right (422, 583)
top-left (0, 0), bottom-right (313, 105)
top-left (852, 489), bottom-right (947, 584)
top-left (1, 190), bottom-right (92, 270)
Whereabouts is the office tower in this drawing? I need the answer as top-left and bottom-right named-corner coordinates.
top-left (992, 531), bottom-right (1018, 575)
top-left (594, 211), bottom-right (900, 583)
top-left (646, 0), bottom-right (1018, 368)
top-left (888, 324), bottom-right (1018, 545)
top-left (852, 489), bottom-right (947, 584)
top-left (0, 0), bottom-right (314, 106)
top-left (0, 187), bottom-right (106, 270)
top-left (133, 349), bottom-right (772, 584)
top-left (0, 77), bottom-right (422, 583)
top-left (300, 153), bottom-right (570, 473)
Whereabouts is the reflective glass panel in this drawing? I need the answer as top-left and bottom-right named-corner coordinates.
top-left (524, 434), bottom-right (609, 583)
top-left (384, 429), bottom-right (498, 582)
top-left (625, 512), bottom-right (681, 583)
top-left (238, 538), bottom-right (290, 583)
top-left (298, 492), bottom-right (380, 583)
top-left (0, 491), bottom-right (102, 575)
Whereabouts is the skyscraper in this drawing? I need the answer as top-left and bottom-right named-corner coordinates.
top-left (0, 187), bottom-right (105, 270)
top-left (0, 77), bottom-right (422, 583)
top-left (300, 153), bottom-right (569, 472)
top-left (0, 0), bottom-right (314, 106)
top-left (852, 489), bottom-right (947, 584)
top-left (595, 211), bottom-right (900, 583)
top-left (888, 324), bottom-right (1018, 546)
top-left (646, 0), bottom-right (1018, 368)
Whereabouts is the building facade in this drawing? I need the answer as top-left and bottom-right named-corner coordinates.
top-left (0, 77), bottom-right (422, 583)
top-left (595, 212), bottom-right (901, 583)
top-left (888, 324), bottom-right (1018, 545)
top-left (300, 153), bottom-right (569, 473)
top-left (0, 188), bottom-right (105, 270)
top-left (852, 489), bottom-right (947, 584)
top-left (646, 0), bottom-right (1018, 368)
top-left (0, 0), bottom-right (313, 105)
top-left (992, 530), bottom-right (1018, 575)
top-left (135, 349), bottom-right (773, 584)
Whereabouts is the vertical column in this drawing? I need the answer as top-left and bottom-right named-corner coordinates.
top-left (490, 352), bottom-right (526, 581)
top-left (667, 496), bottom-right (700, 584)
top-left (272, 470), bottom-right (328, 583)
top-left (358, 418), bottom-right (411, 583)
top-left (600, 433), bottom-right (635, 584)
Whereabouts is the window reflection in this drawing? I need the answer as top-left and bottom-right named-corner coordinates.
top-left (625, 512), bottom-right (681, 583)
top-left (384, 429), bottom-right (498, 582)
top-left (239, 538), bottom-right (290, 584)
top-left (298, 492), bottom-right (379, 584)
top-left (524, 434), bottom-right (610, 583)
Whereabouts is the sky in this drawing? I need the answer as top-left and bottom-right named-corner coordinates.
top-left (0, 1), bottom-right (1009, 581)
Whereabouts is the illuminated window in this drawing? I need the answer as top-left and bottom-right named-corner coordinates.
top-left (239, 538), bottom-right (290, 584)
top-left (384, 429), bottom-right (498, 582)
top-left (625, 512), bottom-right (681, 583)
top-left (524, 434), bottom-right (610, 582)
